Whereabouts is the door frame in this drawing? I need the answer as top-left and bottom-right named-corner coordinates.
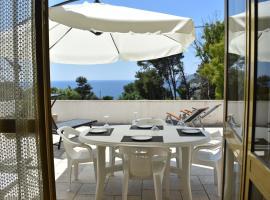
top-left (223, 0), bottom-right (250, 199)
top-left (35, 0), bottom-right (56, 199)
top-left (244, 0), bottom-right (270, 199)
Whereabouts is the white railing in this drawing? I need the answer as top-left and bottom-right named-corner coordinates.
top-left (52, 100), bottom-right (224, 125)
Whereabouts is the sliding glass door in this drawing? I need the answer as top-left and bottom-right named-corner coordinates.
top-left (244, 0), bottom-right (270, 199)
top-left (224, 0), bottom-right (247, 199)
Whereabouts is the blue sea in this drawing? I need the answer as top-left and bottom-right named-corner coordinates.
top-left (51, 80), bottom-right (133, 99)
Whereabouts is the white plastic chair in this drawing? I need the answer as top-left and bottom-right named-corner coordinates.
top-left (57, 126), bottom-right (97, 191)
top-left (120, 147), bottom-right (171, 200)
top-left (109, 118), bottom-right (166, 175)
top-left (133, 118), bottom-right (183, 177)
top-left (192, 130), bottom-right (223, 196)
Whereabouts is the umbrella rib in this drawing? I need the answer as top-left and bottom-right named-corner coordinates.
top-left (49, 23), bottom-right (61, 31)
top-left (164, 35), bottom-right (182, 45)
top-left (109, 33), bottom-right (120, 54)
top-left (51, 0), bottom-right (80, 7)
top-left (50, 27), bottom-right (72, 50)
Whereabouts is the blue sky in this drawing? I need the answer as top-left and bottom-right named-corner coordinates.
top-left (49, 0), bottom-right (224, 81)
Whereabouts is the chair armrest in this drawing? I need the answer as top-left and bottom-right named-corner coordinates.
top-left (193, 142), bottom-right (222, 152)
top-left (78, 143), bottom-right (93, 152)
top-left (180, 109), bottom-right (192, 115)
top-left (166, 112), bottom-right (181, 121)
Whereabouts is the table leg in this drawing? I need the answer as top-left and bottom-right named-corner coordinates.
top-left (181, 146), bottom-right (192, 200)
top-left (95, 146), bottom-right (106, 200)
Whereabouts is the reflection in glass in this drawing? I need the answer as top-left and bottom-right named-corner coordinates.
top-left (253, 0), bottom-right (270, 168)
top-left (227, 0), bottom-right (246, 139)
top-left (224, 146), bottom-right (241, 199)
top-left (249, 182), bottom-right (267, 200)
top-left (224, 0), bottom-right (246, 199)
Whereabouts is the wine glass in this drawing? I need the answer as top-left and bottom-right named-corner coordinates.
top-left (104, 115), bottom-right (110, 129)
top-left (132, 111), bottom-right (138, 125)
top-left (151, 125), bottom-right (159, 131)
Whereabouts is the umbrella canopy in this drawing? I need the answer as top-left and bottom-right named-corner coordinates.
top-left (229, 1), bottom-right (270, 61)
top-left (229, 29), bottom-right (270, 62)
top-left (49, 1), bottom-right (195, 64)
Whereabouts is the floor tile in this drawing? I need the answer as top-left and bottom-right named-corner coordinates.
top-left (56, 182), bottom-right (81, 200)
top-left (190, 190), bottom-right (209, 200)
top-left (78, 183), bottom-right (97, 195)
top-left (199, 176), bottom-right (215, 185)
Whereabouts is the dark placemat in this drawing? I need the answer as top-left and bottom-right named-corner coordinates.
top-left (86, 128), bottom-right (114, 136)
top-left (130, 125), bottom-right (164, 130)
top-left (177, 129), bottom-right (205, 137)
top-left (121, 136), bottom-right (163, 142)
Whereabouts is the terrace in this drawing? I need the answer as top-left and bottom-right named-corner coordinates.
top-left (52, 100), bottom-right (223, 200)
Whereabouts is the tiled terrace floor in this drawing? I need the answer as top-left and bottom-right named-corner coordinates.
top-left (53, 128), bottom-right (222, 200)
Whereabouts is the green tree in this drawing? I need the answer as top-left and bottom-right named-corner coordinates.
top-left (134, 69), bottom-right (167, 100)
top-left (103, 96), bottom-right (114, 100)
top-left (256, 75), bottom-right (270, 100)
top-left (137, 53), bottom-right (186, 99)
top-left (119, 83), bottom-right (142, 100)
top-left (194, 21), bottom-right (225, 99)
top-left (51, 86), bottom-right (81, 100)
top-left (74, 76), bottom-right (96, 100)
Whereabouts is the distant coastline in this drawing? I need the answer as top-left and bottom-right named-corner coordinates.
top-left (51, 80), bottom-right (133, 99)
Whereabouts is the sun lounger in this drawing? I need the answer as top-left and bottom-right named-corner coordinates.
top-left (166, 104), bottom-right (221, 128)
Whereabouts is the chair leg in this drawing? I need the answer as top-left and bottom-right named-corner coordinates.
top-left (165, 163), bottom-right (170, 199)
top-left (214, 166), bottom-right (218, 185)
top-left (58, 136), bottom-right (62, 149)
top-left (67, 159), bottom-right (73, 191)
top-left (216, 159), bottom-right (223, 197)
top-left (122, 170), bottom-right (129, 200)
top-left (74, 162), bottom-right (79, 180)
top-left (93, 158), bottom-right (97, 182)
top-left (153, 173), bottom-right (163, 200)
top-left (176, 147), bottom-right (182, 178)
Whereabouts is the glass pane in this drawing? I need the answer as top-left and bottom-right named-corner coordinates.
top-left (253, 0), bottom-right (270, 168)
top-left (227, 0), bottom-right (246, 139)
top-left (223, 145), bottom-right (241, 199)
top-left (249, 182), bottom-right (267, 200)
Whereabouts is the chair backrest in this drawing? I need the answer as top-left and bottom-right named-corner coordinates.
top-left (135, 118), bottom-right (166, 126)
top-left (209, 130), bottom-right (222, 139)
top-left (57, 126), bottom-right (85, 159)
top-left (183, 107), bottom-right (208, 123)
top-left (120, 147), bottom-right (169, 178)
top-left (200, 104), bottom-right (222, 119)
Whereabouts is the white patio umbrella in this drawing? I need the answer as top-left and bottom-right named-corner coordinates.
top-left (229, 29), bottom-right (270, 62)
top-left (49, 1), bottom-right (195, 64)
top-left (229, 1), bottom-right (270, 62)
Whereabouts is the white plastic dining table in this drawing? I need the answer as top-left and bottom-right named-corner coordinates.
top-left (79, 125), bottom-right (210, 200)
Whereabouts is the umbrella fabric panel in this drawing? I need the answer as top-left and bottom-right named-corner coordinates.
top-left (113, 33), bottom-right (183, 61)
top-left (49, 2), bottom-right (194, 34)
top-left (50, 25), bottom-right (119, 64)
